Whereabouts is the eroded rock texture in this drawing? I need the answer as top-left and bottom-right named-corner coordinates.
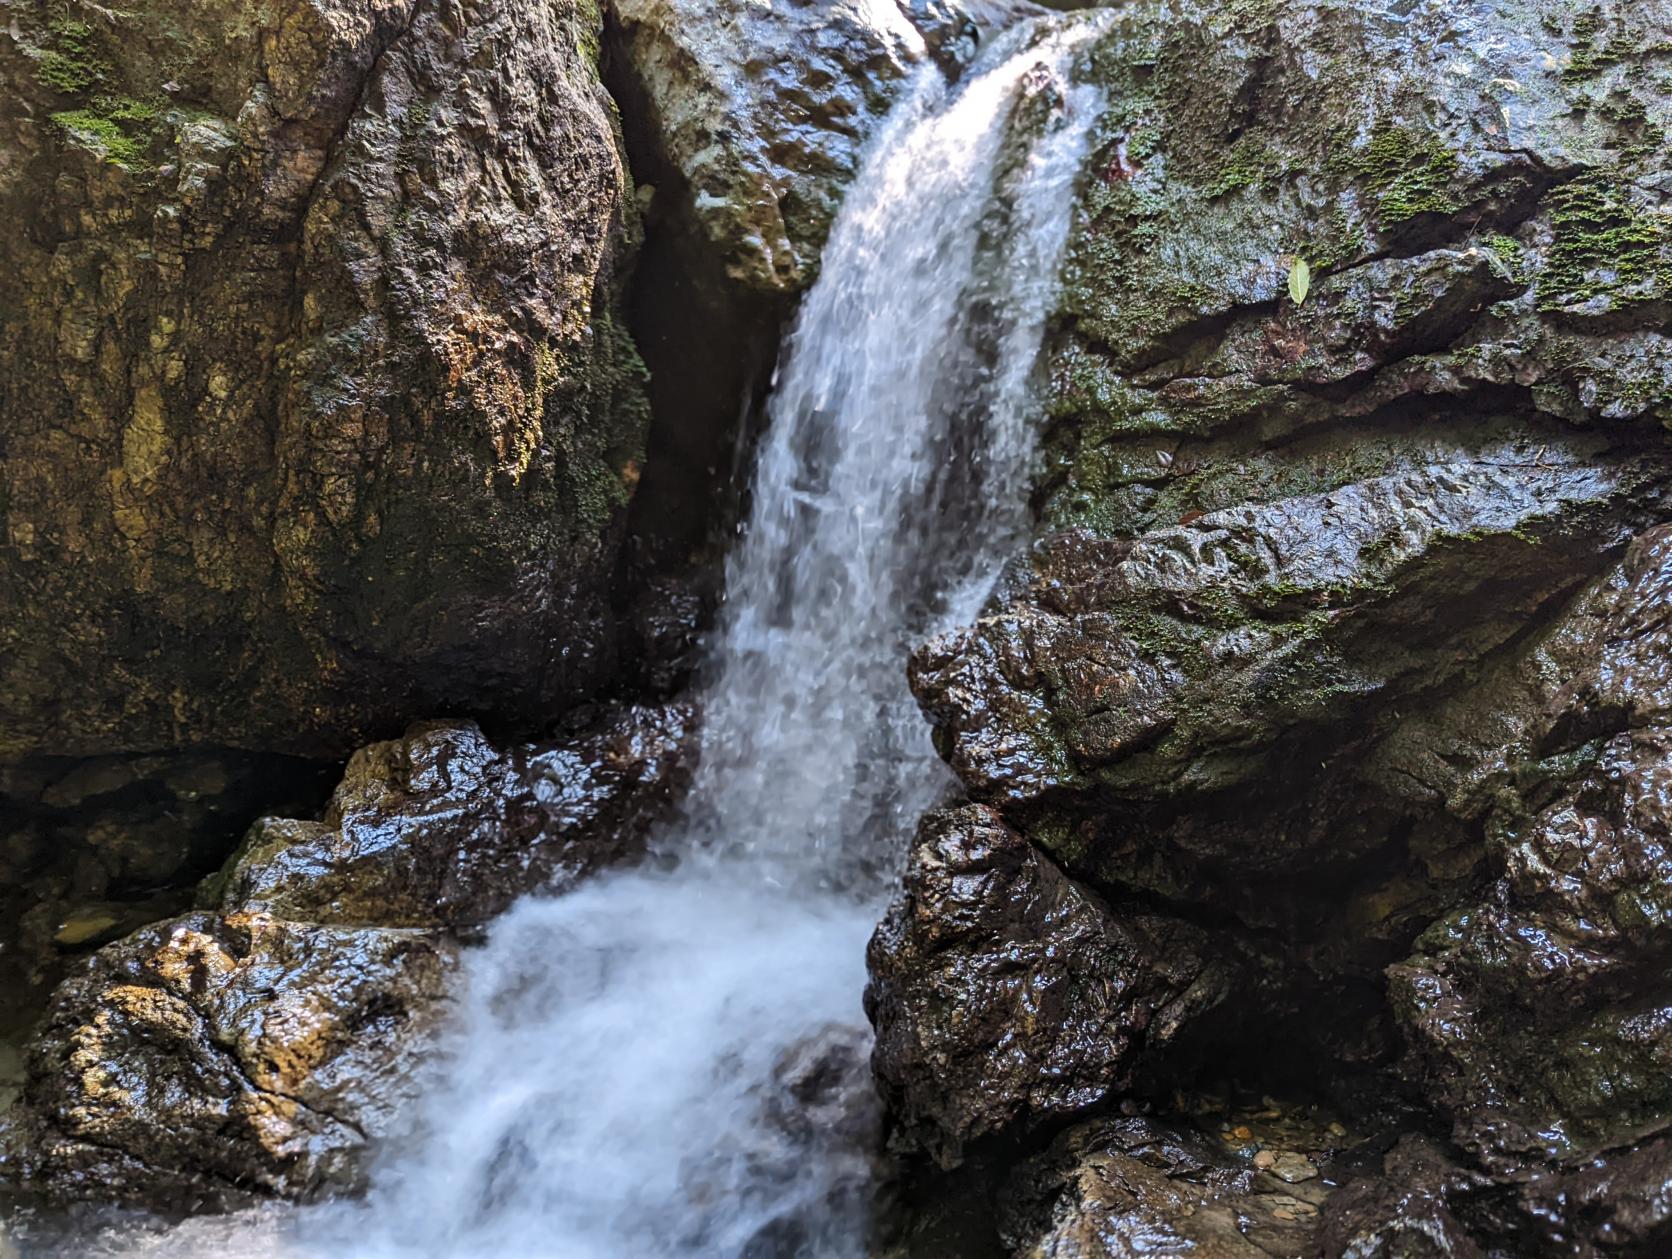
top-left (609, 0), bottom-right (933, 297)
top-left (0, 0), bottom-right (649, 762)
top-left (218, 704), bottom-right (693, 929)
top-left (1, 704), bottom-right (693, 1209)
top-left (867, 805), bottom-right (1236, 1167)
top-left (871, 0), bottom-right (1672, 1253)
top-left (9, 910), bottom-right (455, 1208)
top-left (1001, 1118), bottom-right (1331, 1259)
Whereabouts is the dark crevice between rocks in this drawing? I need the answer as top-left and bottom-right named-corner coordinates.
top-left (0, 752), bottom-right (339, 1045)
top-left (598, 9), bottom-right (793, 702)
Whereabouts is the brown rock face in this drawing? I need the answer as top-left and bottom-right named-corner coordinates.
top-left (7, 911), bottom-right (455, 1209)
top-left (0, 0), bottom-right (650, 761)
top-left (1002, 1118), bottom-right (1332, 1259)
top-left (218, 705), bottom-right (696, 929)
top-left (867, 805), bottom-right (1235, 1167)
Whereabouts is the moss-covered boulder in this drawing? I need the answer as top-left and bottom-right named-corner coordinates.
top-left (870, 0), bottom-right (1672, 1253)
top-left (0, 0), bottom-right (650, 761)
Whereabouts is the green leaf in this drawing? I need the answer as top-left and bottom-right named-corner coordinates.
top-left (1288, 257), bottom-right (1311, 306)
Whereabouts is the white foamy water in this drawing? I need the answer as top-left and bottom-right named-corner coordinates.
top-left (34, 16), bottom-right (1105, 1259)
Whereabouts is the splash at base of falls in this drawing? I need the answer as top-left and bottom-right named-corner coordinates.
top-left (73, 872), bottom-right (877, 1259)
top-left (21, 14), bottom-right (1107, 1258)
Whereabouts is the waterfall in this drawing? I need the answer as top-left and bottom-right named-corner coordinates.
top-left (68, 14), bottom-right (1104, 1258)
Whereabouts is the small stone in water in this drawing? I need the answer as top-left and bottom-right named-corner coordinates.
top-left (54, 909), bottom-right (123, 948)
top-left (1327, 1121), bottom-right (1347, 1138)
top-left (1232, 1125), bottom-right (1253, 1141)
top-left (1271, 1151), bottom-right (1318, 1183)
top-left (1253, 1150), bottom-right (1276, 1170)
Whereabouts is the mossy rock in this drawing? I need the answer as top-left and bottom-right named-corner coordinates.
top-left (0, 0), bottom-right (654, 759)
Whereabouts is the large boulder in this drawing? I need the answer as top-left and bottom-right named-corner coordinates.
top-left (869, 0), bottom-right (1672, 1252)
top-left (4, 910), bottom-right (455, 1209)
top-left (0, 0), bottom-right (651, 762)
top-left (0, 704), bottom-right (694, 1209)
top-left (216, 704), bottom-right (694, 929)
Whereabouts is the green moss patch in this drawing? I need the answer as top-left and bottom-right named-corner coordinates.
top-left (50, 106), bottom-right (151, 168)
top-left (1537, 174), bottom-right (1669, 311)
top-left (1206, 137), bottom-right (1285, 199)
top-left (35, 16), bottom-right (108, 95)
top-left (1334, 123), bottom-right (1462, 224)
top-left (1564, 7), bottom-right (1636, 83)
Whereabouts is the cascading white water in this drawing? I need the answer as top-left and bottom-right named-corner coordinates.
top-left (58, 16), bottom-right (1104, 1259)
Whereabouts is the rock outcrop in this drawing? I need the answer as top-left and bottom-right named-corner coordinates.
top-left (0, 704), bottom-right (694, 1209)
top-left (869, 0), bottom-right (1672, 1253)
top-left (867, 805), bottom-right (1237, 1167)
top-left (1389, 526), bottom-right (1672, 1171)
top-left (216, 704), bottom-right (693, 930)
top-left (0, 0), bottom-right (650, 762)
top-left (1001, 1118), bottom-right (1331, 1259)
top-left (9, 910), bottom-right (455, 1208)
top-left (609, 0), bottom-right (934, 297)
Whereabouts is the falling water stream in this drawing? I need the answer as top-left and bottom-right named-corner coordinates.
top-left (43, 15), bottom-right (1105, 1258)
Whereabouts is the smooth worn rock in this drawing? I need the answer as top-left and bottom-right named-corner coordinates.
top-left (0, 0), bottom-right (650, 762)
top-left (1321, 1130), bottom-right (1672, 1258)
top-left (999, 1118), bottom-right (1328, 1258)
top-left (866, 805), bottom-right (1235, 1165)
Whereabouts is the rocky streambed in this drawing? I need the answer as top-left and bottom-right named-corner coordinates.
top-left (3, 0), bottom-right (1671, 1256)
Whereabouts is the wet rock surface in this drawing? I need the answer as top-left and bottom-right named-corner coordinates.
top-left (867, 805), bottom-right (1236, 1167)
top-left (217, 704), bottom-right (695, 931)
top-left (1001, 1117), bottom-right (1329, 1258)
top-left (607, 0), bottom-right (931, 297)
top-left (870, 0), bottom-right (1672, 1253)
top-left (4, 911), bottom-right (454, 1210)
top-left (1390, 526), bottom-right (1672, 1168)
top-left (0, 704), bottom-right (695, 1209)
top-left (0, 0), bottom-right (650, 763)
